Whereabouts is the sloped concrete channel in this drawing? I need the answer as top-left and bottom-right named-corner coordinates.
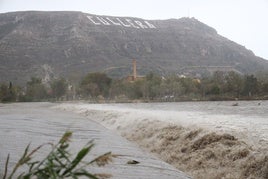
top-left (0, 103), bottom-right (190, 178)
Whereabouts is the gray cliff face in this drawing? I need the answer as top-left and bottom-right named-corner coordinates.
top-left (0, 11), bottom-right (267, 84)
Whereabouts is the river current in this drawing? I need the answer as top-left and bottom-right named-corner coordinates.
top-left (70, 100), bottom-right (268, 148)
top-left (55, 100), bottom-right (268, 178)
top-left (0, 101), bottom-right (267, 178)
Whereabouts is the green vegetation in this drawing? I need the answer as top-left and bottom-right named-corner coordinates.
top-left (0, 82), bottom-right (17, 102)
top-left (23, 77), bottom-right (48, 102)
top-left (79, 73), bottom-right (112, 99)
top-left (3, 131), bottom-right (114, 179)
top-left (50, 78), bottom-right (68, 100)
top-left (1, 71), bottom-right (268, 102)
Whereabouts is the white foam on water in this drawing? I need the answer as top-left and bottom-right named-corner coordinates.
top-left (55, 101), bottom-right (268, 148)
top-left (55, 101), bottom-right (268, 179)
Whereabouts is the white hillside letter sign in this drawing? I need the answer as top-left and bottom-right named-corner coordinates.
top-left (86, 15), bottom-right (157, 29)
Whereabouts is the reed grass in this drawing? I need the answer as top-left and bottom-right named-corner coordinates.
top-left (3, 131), bottom-right (114, 179)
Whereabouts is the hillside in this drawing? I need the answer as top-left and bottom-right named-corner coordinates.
top-left (0, 11), bottom-right (268, 84)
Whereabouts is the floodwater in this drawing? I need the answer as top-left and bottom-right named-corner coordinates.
top-left (0, 102), bottom-right (190, 179)
top-left (1, 101), bottom-right (267, 178)
top-left (118, 100), bottom-right (268, 147)
top-left (60, 100), bottom-right (268, 148)
top-left (56, 100), bottom-right (268, 179)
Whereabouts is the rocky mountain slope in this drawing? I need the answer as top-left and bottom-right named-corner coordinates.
top-left (0, 11), bottom-right (268, 84)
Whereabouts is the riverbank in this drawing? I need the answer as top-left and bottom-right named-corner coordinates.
top-left (55, 102), bottom-right (268, 179)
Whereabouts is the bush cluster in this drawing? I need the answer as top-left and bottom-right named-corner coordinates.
top-left (1, 71), bottom-right (268, 102)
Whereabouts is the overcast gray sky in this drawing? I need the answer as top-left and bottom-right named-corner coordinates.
top-left (0, 0), bottom-right (267, 60)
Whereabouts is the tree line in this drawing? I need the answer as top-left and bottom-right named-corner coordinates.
top-left (1, 71), bottom-right (268, 103)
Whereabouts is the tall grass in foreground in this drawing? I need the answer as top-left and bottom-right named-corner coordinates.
top-left (3, 131), bottom-right (114, 179)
